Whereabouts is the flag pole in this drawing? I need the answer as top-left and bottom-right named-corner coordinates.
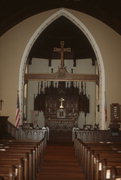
top-left (15, 90), bottom-right (20, 128)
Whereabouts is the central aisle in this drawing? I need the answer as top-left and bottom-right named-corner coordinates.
top-left (37, 144), bottom-right (85, 180)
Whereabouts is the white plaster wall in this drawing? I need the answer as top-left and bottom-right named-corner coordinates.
top-left (30, 58), bottom-right (49, 73)
top-left (76, 59), bottom-right (95, 74)
top-left (0, 9), bottom-right (59, 123)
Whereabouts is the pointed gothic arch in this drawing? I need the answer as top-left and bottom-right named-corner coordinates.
top-left (19, 8), bottom-right (106, 129)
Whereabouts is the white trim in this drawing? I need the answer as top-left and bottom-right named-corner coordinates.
top-left (19, 8), bottom-right (106, 129)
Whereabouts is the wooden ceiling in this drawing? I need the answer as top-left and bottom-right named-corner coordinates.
top-left (1, 0), bottom-right (121, 61)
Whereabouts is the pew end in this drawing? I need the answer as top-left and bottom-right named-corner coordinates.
top-left (111, 166), bottom-right (121, 180)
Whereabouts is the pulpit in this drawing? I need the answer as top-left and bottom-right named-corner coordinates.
top-left (0, 116), bottom-right (9, 137)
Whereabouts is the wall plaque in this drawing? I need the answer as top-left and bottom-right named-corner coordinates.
top-left (110, 103), bottom-right (120, 122)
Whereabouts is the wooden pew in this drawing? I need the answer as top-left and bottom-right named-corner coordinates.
top-left (110, 166), bottom-right (121, 180)
top-left (93, 154), bottom-right (121, 180)
top-left (85, 145), bottom-right (121, 180)
top-left (0, 159), bottom-right (23, 180)
top-left (100, 159), bottom-right (121, 180)
top-left (0, 137), bottom-right (46, 180)
top-left (0, 165), bottom-right (15, 180)
top-left (74, 139), bottom-right (121, 180)
top-left (0, 148), bottom-right (33, 179)
top-left (3, 145), bottom-right (36, 179)
top-left (0, 152), bottom-right (28, 180)
top-left (0, 139), bottom-right (44, 169)
top-left (0, 177), bottom-right (4, 180)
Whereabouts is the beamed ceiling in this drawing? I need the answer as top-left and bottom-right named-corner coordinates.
top-left (1, 0), bottom-right (121, 61)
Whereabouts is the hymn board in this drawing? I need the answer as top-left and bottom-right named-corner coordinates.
top-left (25, 41), bottom-right (99, 129)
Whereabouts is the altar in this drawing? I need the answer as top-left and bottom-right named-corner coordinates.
top-left (33, 41), bottom-right (90, 132)
top-left (45, 118), bottom-right (77, 130)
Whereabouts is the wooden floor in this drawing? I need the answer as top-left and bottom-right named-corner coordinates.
top-left (37, 144), bottom-right (85, 180)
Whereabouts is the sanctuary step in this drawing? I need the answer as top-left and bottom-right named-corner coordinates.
top-left (37, 144), bottom-right (85, 180)
top-left (49, 129), bottom-right (72, 144)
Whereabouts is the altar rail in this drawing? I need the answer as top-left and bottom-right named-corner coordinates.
top-left (72, 129), bottom-right (121, 142)
top-left (7, 121), bottom-right (49, 141)
top-left (19, 128), bottom-right (49, 141)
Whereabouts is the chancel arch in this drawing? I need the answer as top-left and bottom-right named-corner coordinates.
top-left (19, 8), bottom-right (106, 130)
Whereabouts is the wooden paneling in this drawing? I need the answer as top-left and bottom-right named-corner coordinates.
top-left (24, 70), bottom-right (99, 83)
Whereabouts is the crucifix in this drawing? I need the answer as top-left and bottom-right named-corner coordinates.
top-left (59, 97), bottom-right (65, 109)
top-left (53, 41), bottom-right (71, 68)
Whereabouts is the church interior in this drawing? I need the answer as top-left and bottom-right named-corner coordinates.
top-left (0, 0), bottom-right (121, 179)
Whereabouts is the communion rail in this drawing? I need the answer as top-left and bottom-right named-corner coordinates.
top-left (72, 128), bottom-right (121, 142)
top-left (7, 120), bottom-right (49, 141)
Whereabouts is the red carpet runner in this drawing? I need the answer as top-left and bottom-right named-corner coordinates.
top-left (37, 145), bottom-right (85, 180)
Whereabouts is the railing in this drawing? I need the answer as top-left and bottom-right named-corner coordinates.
top-left (19, 128), bottom-right (49, 141)
top-left (72, 128), bottom-right (121, 142)
top-left (7, 120), bottom-right (49, 141)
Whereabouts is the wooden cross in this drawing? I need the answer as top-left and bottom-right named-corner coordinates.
top-left (53, 41), bottom-right (71, 68)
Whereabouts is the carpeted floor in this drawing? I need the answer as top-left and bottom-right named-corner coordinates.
top-left (37, 144), bottom-right (85, 180)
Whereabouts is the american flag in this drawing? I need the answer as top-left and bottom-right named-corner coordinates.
top-left (105, 92), bottom-right (107, 122)
top-left (15, 91), bottom-right (20, 127)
